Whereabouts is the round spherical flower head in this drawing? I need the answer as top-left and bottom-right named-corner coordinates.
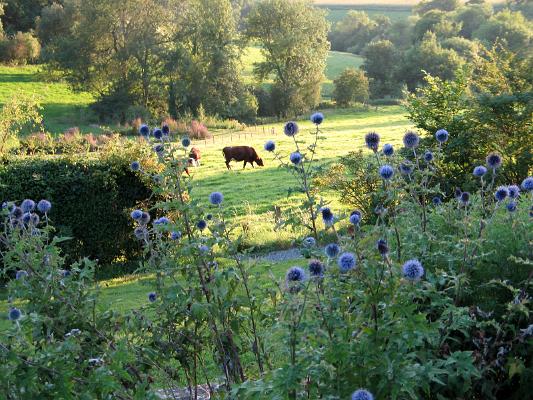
top-left (376, 239), bottom-right (389, 256)
top-left (310, 112), bottom-right (324, 125)
top-left (290, 151), bottom-right (302, 165)
top-left (402, 259), bottom-right (424, 281)
top-left (264, 140), bottom-right (276, 152)
top-left (286, 266), bottom-right (306, 282)
top-left (22, 212), bottom-right (31, 224)
top-left (139, 124), bottom-right (150, 137)
top-left (170, 231), bottom-right (181, 240)
top-left (209, 191), bottom-right (224, 205)
top-left (10, 206), bottom-right (23, 219)
top-left (162, 124), bottom-right (170, 136)
top-left (399, 161), bottom-right (413, 176)
top-left (196, 220), bottom-right (207, 230)
top-left (303, 236), bottom-right (316, 247)
top-left (321, 207), bottom-right (334, 226)
top-left (21, 199), bottom-right (35, 213)
top-left (432, 196), bottom-right (442, 206)
top-left (494, 186), bottom-right (509, 202)
top-left (284, 121), bottom-right (299, 137)
top-left (508, 185), bottom-right (520, 199)
top-left (454, 187), bottom-right (463, 199)
top-left (130, 161), bottom-right (141, 172)
top-left (379, 164), bottom-right (394, 180)
top-left (325, 243), bottom-right (340, 258)
top-left (199, 245), bottom-right (210, 253)
top-left (435, 129), bottom-right (449, 143)
top-left (382, 143), bottom-right (394, 157)
top-left (473, 165), bottom-right (487, 178)
top-left (506, 201), bottom-right (517, 212)
top-left (338, 252), bottom-right (356, 273)
top-left (148, 292), bottom-right (157, 303)
top-left (424, 151), bottom-right (434, 163)
top-left (521, 176), bottom-right (533, 192)
top-left (365, 131), bottom-right (380, 152)
top-left (460, 191), bottom-right (470, 205)
top-left (140, 212), bottom-right (150, 225)
top-left (182, 136), bottom-right (191, 147)
top-left (349, 210), bottom-right (361, 225)
top-left (154, 217), bottom-right (170, 225)
top-left (352, 389), bottom-right (374, 400)
top-left (16, 270), bottom-right (28, 280)
top-left (153, 144), bottom-right (164, 155)
top-left (36, 199), bottom-right (51, 214)
top-left (153, 128), bottom-right (163, 140)
top-left (403, 131), bottom-right (420, 149)
top-left (8, 307), bottom-right (21, 321)
top-left (486, 152), bottom-right (502, 170)
top-left (131, 209), bottom-right (143, 220)
top-left (134, 227), bottom-right (147, 240)
top-left (60, 269), bottom-right (71, 278)
top-left (308, 259), bottom-right (325, 278)
top-left (30, 213), bottom-right (39, 225)
top-left (206, 214), bottom-right (213, 221)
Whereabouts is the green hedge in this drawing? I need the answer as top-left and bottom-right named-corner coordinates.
top-left (0, 149), bottom-right (154, 267)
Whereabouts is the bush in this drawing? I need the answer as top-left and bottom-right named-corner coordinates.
top-left (332, 68), bottom-right (370, 107)
top-left (0, 144), bottom-right (154, 266)
top-left (187, 120), bottom-right (211, 139)
top-left (0, 31), bottom-right (41, 65)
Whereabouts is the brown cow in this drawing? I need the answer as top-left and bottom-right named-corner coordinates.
top-left (189, 147), bottom-right (201, 166)
top-left (222, 146), bottom-right (264, 170)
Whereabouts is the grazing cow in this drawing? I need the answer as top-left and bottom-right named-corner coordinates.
top-left (222, 146), bottom-right (264, 170)
top-left (189, 147), bottom-right (201, 167)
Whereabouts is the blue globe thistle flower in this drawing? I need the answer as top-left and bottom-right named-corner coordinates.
top-left (321, 207), bottom-right (334, 226)
top-left (473, 166), bottom-right (487, 178)
top-left (379, 165), bottom-right (394, 180)
top-left (21, 199), bottom-right (35, 213)
top-left (382, 143), bottom-right (394, 157)
top-left (403, 131), bottom-right (420, 149)
top-left (264, 140), bottom-right (276, 152)
top-left (182, 136), bottom-right (191, 147)
top-left (460, 191), bottom-right (470, 205)
top-left (148, 292), bottom-right (157, 302)
top-left (134, 227), bottom-right (147, 240)
top-left (310, 112), bottom-right (324, 125)
top-left (162, 125), bottom-right (170, 136)
top-left (199, 245), bottom-right (210, 253)
top-left (435, 129), bottom-right (449, 143)
top-left (376, 239), bottom-right (389, 256)
top-left (402, 259), bottom-right (424, 281)
top-left (131, 210), bottom-right (143, 220)
top-left (506, 201), bottom-right (517, 212)
top-left (209, 191), bottom-right (224, 205)
top-left (494, 186), bottom-right (509, 202)
top-left (290, 151), bottom-right (302, 165)
top-left (130, 161), bottom-right (141, 172)
top-left (364, 131), bottom-right (380, 152)
top-left (206, 214), bottom-right (213, 221)
top-left (140, 212), bottom-right (150, 225)
top-left (60, 269), bottom-right (71, 278)
top-left (286, 266), bottom-right (306, 293)
top-left (424, 151), bottom-right (434, 163)
top-left (139, 124), bottom-right (150, 137)
top-left (325, 243), bottom-right (340, 258)
top-left (338, 252), bottom-right (356, 273)
top-left (10, 206), bottom-right (23, 219)
top-left (196, 220), bottom-right (207, 230)
top-left (284, 121), bottom-right (299, 137)
top-left (399, 161), bottom-right (414, 176)
top-left (154, 144), bottom-right (164, 155)
top-left (16, 270), bottom-right (28, 280)
top-left (308, 259), bottom-right (325, 278)
top-left (153, 128), bottom-right (163, 140)
top-left (486, 152), bottom-right (502, 170)
top-left (349, 210), bottom-right (361, 225)
top-left (154, 217), bottom-right (170, 225)
top-left (8, 307), bottom-right (21, 321)
top-left (30, 213), bottom-right (39, 225)
top-left (508, 185), bottom-right (520, 199)
top-left (36, 199), bottom-right (51, 214)
top-left (171, 231), bottom-right (182, 240)
top-left (522, 176), bottom-right (533, 192)
top-left (22, 212), bottom-right (31, 224)
top-left (351, 389), bottom-right (374, 400)
top-left (432, 196), bottom-right (442, 206)
top-left (302, 237), bottom-right (316, 247)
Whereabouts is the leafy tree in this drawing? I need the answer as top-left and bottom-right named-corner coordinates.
top-left (1, 0), bottom-right (60, 33)
top-left (473, 9), bottom-right (532, 53)
top-left (246, 0), bottom-right (329, 117)
top-left (332, 68), bottom-right (369, 106)
top-left (362, 40), bottom-right (399, 98)
top-left (414, 0), bottom-right (461, 15)
top-left (454, 3), bottom-right (493, 39)
top-left (0, 94), bottom-right (43, 154)
top-left (412, 10), bottom-right (447, 42)
top-left (441, 36), bottom-right (479, 58)
top-left (384, 18), bottom-right (415, 49)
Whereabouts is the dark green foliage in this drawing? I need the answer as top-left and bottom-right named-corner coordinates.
top-left (1, 0), bottom-right (59, 33)
top-left (332, 67), bottom-right (369, 106)
top-left (0, 31), bottom-right (41, 65)
top-left (0, 147), bottom-right (153, 266)
top-left (362, 39), bottom-right (401, 98)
